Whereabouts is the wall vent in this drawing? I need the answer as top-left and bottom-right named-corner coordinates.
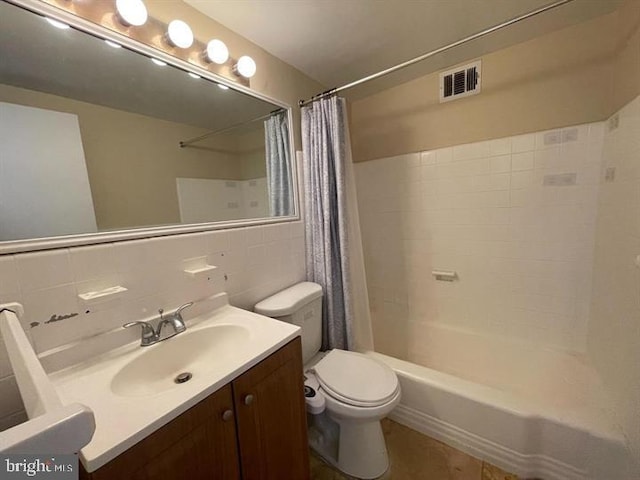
top-left (439, 60), bottom-right (481, 103)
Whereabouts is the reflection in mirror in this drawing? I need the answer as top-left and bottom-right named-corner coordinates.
top-left (0, 0), bottom-right (295, 243)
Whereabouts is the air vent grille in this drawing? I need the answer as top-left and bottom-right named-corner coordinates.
top-left (439, 60), bottom-right (481, 103)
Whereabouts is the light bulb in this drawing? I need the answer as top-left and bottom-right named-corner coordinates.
top-left (45, 18), bottom-right (70, 30)
top-left (235, 56), bottom-right (256, 78)
top-left (115, 0), bottom-right (148, 27)
top-left (218, 84), bottom-right (229, 91)
top-left (151, 58), bottom-right (167, 67)
top-left (167, 20), bottom-right (193, 49)
top-left (205, 39), bottom-right (229, 64)
top-left (105, 40), bottom-right (122, 49)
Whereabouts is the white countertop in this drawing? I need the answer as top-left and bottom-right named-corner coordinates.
top-left (48, 304), bottom-right (300, 472)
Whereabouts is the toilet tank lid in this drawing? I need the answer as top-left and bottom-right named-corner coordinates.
top-left (254, 282), bottom-right (323, 317)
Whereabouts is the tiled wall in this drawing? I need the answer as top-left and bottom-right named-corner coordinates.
top-left (0, 221), bottom-right (305, 430)
top-left (355, 122), bottom-right (605, 358)
top-left (177, 177), bottom-right (269, 223)
top-left (588, 95), bottom-right (640, 471)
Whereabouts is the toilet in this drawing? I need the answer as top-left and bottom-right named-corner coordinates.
top-left (254, 282), bottom-right (400, 479)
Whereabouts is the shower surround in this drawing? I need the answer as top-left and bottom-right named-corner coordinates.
top-left (356, 121), bottom-right (604, 355)
top-left (354, 98), bottom-right (640, 477)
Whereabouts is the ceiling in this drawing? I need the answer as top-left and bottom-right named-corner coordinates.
top-left (185, 0), bottom-right (621, 99)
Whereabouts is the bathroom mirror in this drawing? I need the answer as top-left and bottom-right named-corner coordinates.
top-left (0, 0), bottom-right (296, 252)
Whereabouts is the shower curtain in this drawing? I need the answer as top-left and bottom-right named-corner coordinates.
top-left (265, 111), bottom-right (293, 216)
top-left (301, 96), bottom-right (373, 352)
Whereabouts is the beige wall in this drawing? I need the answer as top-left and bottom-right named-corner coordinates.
top-left (350, 9), bottom-right (623, 162)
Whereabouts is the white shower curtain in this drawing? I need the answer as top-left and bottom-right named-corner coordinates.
top-left (301, 96), bottom-right (373, 352)
top-left (265, 111), bottom-right (293, 216)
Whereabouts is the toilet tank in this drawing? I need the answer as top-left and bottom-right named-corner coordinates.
top-left (254, 282), bottom-right (323, 364)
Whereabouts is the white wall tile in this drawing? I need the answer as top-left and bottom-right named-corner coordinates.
top-left (356, 120), bottom-right (605, 354)
top-left (488, 138), bottom-right (512, 156)
top-left (15, 250), bottom-right (73, 292)
top-left (512, 152), bottom-right (535, 171)
top-left (0, 220), bottom-right (305, 363)
top-left (420, 150), bottom-right (436, 165)
top-left (69, 244), bottom-right (116, 282)
top-left (490, 155), bottom-right (512, 173)
top-left (587, 96), bottom-right (640, 465)
top-left (512, 133), bottom-right (535, 153)
top-left (0, 255), bottom-right (19, 300)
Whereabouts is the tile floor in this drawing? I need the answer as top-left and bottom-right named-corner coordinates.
top-left (310, 419), bottom-right (519, 480)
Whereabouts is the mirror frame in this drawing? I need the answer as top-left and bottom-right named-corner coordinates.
top-left (1, 0), bottom-right (299, 254)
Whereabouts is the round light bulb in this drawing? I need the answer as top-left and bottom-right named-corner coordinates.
top-left (45, 18), bottom-right (70, 30)
top-left (167, 20), bottom-right (193, 49)
top-left (235, 55), bottom-right (256, 78)
top-left (205, 39), bottom-right (229, 64)
top-left (115, 0), bottom-right (148, 27)
top-left (151, 58), bottom-right (167, 67)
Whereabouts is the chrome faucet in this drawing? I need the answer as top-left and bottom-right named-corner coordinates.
top-left (123, 302), bottom-right (194, 346)
top-left (122, 321), bottom-right (158, 346)
top-left (157, 302), bottom-right (193, 337)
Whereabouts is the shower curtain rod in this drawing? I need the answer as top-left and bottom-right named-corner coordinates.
top-left (298, 0), bottom-right (574, 107)
top-left (179, 108), bottom-right (284, 148)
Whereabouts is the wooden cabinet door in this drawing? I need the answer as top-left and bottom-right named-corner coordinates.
top-left (81, 384), bottom-right (241, 480)
top-left (232, 338), bottom-right (310, 480)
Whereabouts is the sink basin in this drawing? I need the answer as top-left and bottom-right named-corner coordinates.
top-left (111, 324), bottom-right (250, 397)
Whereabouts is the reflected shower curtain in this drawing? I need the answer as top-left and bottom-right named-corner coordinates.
top-left (301, 96), bottom-right (373, 352)
top-left (265, 111), bottom-right (293, 216)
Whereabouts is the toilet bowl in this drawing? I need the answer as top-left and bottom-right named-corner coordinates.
top-left (255, 282), bottom-right (401, 479)
top-left (307, 349), bottom-right (400, 478)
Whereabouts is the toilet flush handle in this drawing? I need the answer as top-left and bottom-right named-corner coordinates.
top-left (244, 394), bottom-right (254, 405)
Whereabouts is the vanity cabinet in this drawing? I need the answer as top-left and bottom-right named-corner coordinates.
top-left (80, 338), bottom-right (309, 480)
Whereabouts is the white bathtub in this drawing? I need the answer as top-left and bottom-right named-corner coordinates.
top-left (367, 324), bottom-right (631, 480)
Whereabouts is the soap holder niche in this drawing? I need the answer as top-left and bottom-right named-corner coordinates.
top-left (184, 264), bottom-right (218, 280)
top-left (432, 270), bottom-right (458, 282)
top-left (78, 286), bottom-right (128, 305)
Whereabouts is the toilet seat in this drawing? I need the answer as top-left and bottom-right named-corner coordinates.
top-left (313, 350), bottom-right (399, 407)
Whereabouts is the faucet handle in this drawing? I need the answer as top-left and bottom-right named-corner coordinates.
top-left (175, 302), bottom-right (194, 318)
top-left (123, 321), bottom-right (158, 346)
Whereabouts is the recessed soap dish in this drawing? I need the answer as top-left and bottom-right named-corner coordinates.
top-left (78, 286), bottom-right (128, 304)
top-left (183, 264), bottom-right (218, 280)
top-left (432, 270), bottom-right (458, 282)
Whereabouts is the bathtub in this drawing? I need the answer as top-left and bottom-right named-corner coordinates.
top-left (366, 324), bottom-right (630, 480)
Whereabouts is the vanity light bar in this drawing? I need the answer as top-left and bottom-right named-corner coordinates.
top-left (43, 0), bottom-right (257, 83)
top-left (115, 0), bottom-right (148, 27)
top-left (112, 0), bottom-right (254, 79)
top-left (204, 39), bottom-right (229, 65)
top-left (234, 55), bottom-right (257, 79)
top-left (166, 19), bottom-right (194, 49)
